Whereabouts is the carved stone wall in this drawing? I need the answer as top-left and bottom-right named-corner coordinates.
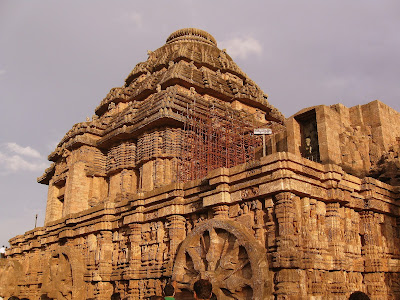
top-left (285, 101), bottom-right (400, 183)
top-left (3, 153), bottom-right (400, 299)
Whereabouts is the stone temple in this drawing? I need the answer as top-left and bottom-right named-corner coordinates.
top-left (0, 28), bottom-right (399, 300)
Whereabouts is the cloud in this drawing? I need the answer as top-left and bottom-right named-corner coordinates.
top-left (0, 69), bottom-right (5, 81)
top-left (219, 36), bottom-right (263, 59)
top-left (120, 11), bottom-right (143, 28)
top-left (0, 143), bottom-right (48, 175)
top-left (130, 12), bottom-right (143, 28)
top-left (6, 142), bottom-right (41, 158)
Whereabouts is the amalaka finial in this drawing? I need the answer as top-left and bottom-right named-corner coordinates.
top-left (166, 28), bottom-right (217, 46)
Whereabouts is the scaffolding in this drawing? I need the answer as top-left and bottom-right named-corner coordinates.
top-left (178, 99), bottom-right (263, 183)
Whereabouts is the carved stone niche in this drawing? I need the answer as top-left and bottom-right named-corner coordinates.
top-left (41, 247), bottom-right (85, 300)
top-left (296, 109), bottom-right (320, 163)
top-left (172, 219), bottom-right (271, 300)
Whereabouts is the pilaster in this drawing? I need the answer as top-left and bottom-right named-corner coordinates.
top-left (97, 231), bottom-right (113, 281)
top-left (326, 202), bottom-right (345, 269)
top-left (273, 192), bottom-right (296, 268)
top-left (126, 224), bottom-right (142, 280)
top-left (166, 215), bottom-right (186, 275)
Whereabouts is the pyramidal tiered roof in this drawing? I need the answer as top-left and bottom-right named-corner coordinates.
top-left (96, 28), bottom-right (282, 117)
top-left (39, 28), bottom-right (284, 184)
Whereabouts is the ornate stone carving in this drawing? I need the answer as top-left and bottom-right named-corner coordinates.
top-left (167, 215), bottom-right (186, 274)
top-left (172, 219), bottom-right (270, 300)
top-left (0, 259), bottom-right (22, 298)
top-left (273, 192), bottom-right (296, 268)
top-left (41, 247), bottom-right (85, 300)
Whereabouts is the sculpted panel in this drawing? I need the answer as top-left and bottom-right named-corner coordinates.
top-left (0, 259), bottom-right (22, 298)
top-left (41, 247), bottom-right (85, 300)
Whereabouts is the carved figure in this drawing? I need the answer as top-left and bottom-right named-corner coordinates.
top-left (305, 136), bottom-right (312, 154)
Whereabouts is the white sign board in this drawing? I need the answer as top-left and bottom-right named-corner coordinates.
top-left (254, 128), bottom-right (272, 135)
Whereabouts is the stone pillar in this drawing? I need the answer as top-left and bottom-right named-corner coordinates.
top-left (90, 231), bottom-right (113, 300)
top-left (275, 269), bottom-right (302, 299)
top-left (360, 211), bottom-right (387, 298)
top-left (97, 231), bottom-right (113, 281)
top-left (307, 269), bottom-right (327, 298)
top-left (127, 280), bottom-right (140, 300)
top-left (86, 233), bottom-right (97, 278)
top-left (273, 192), bottom-right (296, 268)
top-left (96, 282), bottom-right (113, 300)
top-left (364, 273), bottom-right (387, 299)
top-left (252, 200), bottom-right (265, 246)
top-left (166, 215), bottom-right (186, 275)
top-left (326, 202), bottom-right (344, 269)
top-left (360, 211), bottom-right (385, 272)
top-left (127, 224), bottom-right (142, 279)
top-left (265, 197), bottom-right (276, 251)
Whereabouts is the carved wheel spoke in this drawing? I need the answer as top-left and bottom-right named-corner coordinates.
top-left (173, 219), bottom-right (269, 300)
top-left (222, 259), bottom-right (250, 281)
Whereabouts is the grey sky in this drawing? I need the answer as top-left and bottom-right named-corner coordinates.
top-left (0, 1), bottom-right (399, 247)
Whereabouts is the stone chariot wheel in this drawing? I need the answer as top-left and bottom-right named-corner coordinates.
top-left (41, 247), bottom-right (85, 300)
top-left (172, 219), bottom-right (270, 300)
